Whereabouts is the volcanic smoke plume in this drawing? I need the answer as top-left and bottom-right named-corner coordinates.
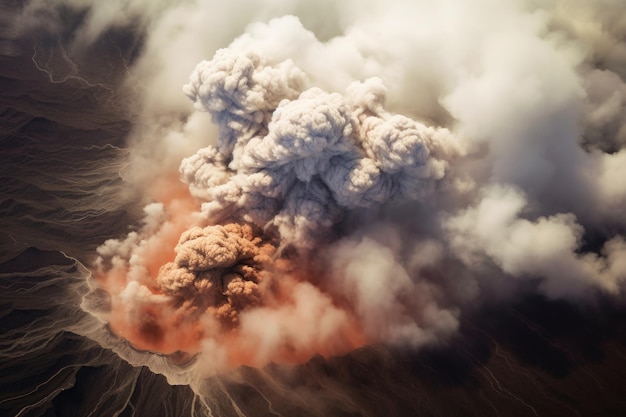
top-left (91, 29), bottom-right (462, 368)
top-left (5, 1), bottom-right (626, 415)
top-left (88, 4), bottom-right (626, 373)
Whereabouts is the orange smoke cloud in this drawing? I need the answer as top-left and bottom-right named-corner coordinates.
top-left (142, 175), bottom-right (201, 278)
top-left (154, 222), bottom-right (274, 333)
top-left (91, 180), bottom-right (369, 368)
top-left (222, 274), bottom-right (368, 368)
top-left (93, 174), bottom-right (205, 354)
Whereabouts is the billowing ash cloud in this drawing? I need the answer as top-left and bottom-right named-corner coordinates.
top-left (181, 48), bottom-right (458, 248)
top-left (86, 1), bottom-right (626, 376)
top-left (157, 223), bottom-right (274, 327)
top-left (91, 16), bottom-right (462, 369)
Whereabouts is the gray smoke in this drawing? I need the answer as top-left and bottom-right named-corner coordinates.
top-left (73, 0), bottom-right (626, 373)
top-left (181, 48), bottom-right (459, 248)
top-left (7, 1), bottom-right (626, 417)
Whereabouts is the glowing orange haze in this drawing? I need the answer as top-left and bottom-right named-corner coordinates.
top-left (93, 175), bottom-right (368, 369)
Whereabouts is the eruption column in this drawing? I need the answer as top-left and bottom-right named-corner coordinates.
top-left (90, 20), bottom-right (460, 370)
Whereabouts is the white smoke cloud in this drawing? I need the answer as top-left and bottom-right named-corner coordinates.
top-left (235, 281), bottom-right (363, 366)
top-left (596, 149), bottom-right (626, 216)
top-left (64, 0), bottom-right (626, 375)
top-left (327, 232), bottom-right (459, 346)
top-left (583, 69), bottom-right (626, 151)
top-left (183, 49), bottom-right (307, 156)
top-left (181, 37), bottom-right (459, 248)
top-left (445, 185), bottom-right (626, 298)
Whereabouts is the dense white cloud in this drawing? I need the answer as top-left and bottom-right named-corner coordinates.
top-left (70, 0), bottom-right (626, 373)
top-left (445, 186), bottom-right (626, 297)
top-left (181, 39), bottom-right (458, 247)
